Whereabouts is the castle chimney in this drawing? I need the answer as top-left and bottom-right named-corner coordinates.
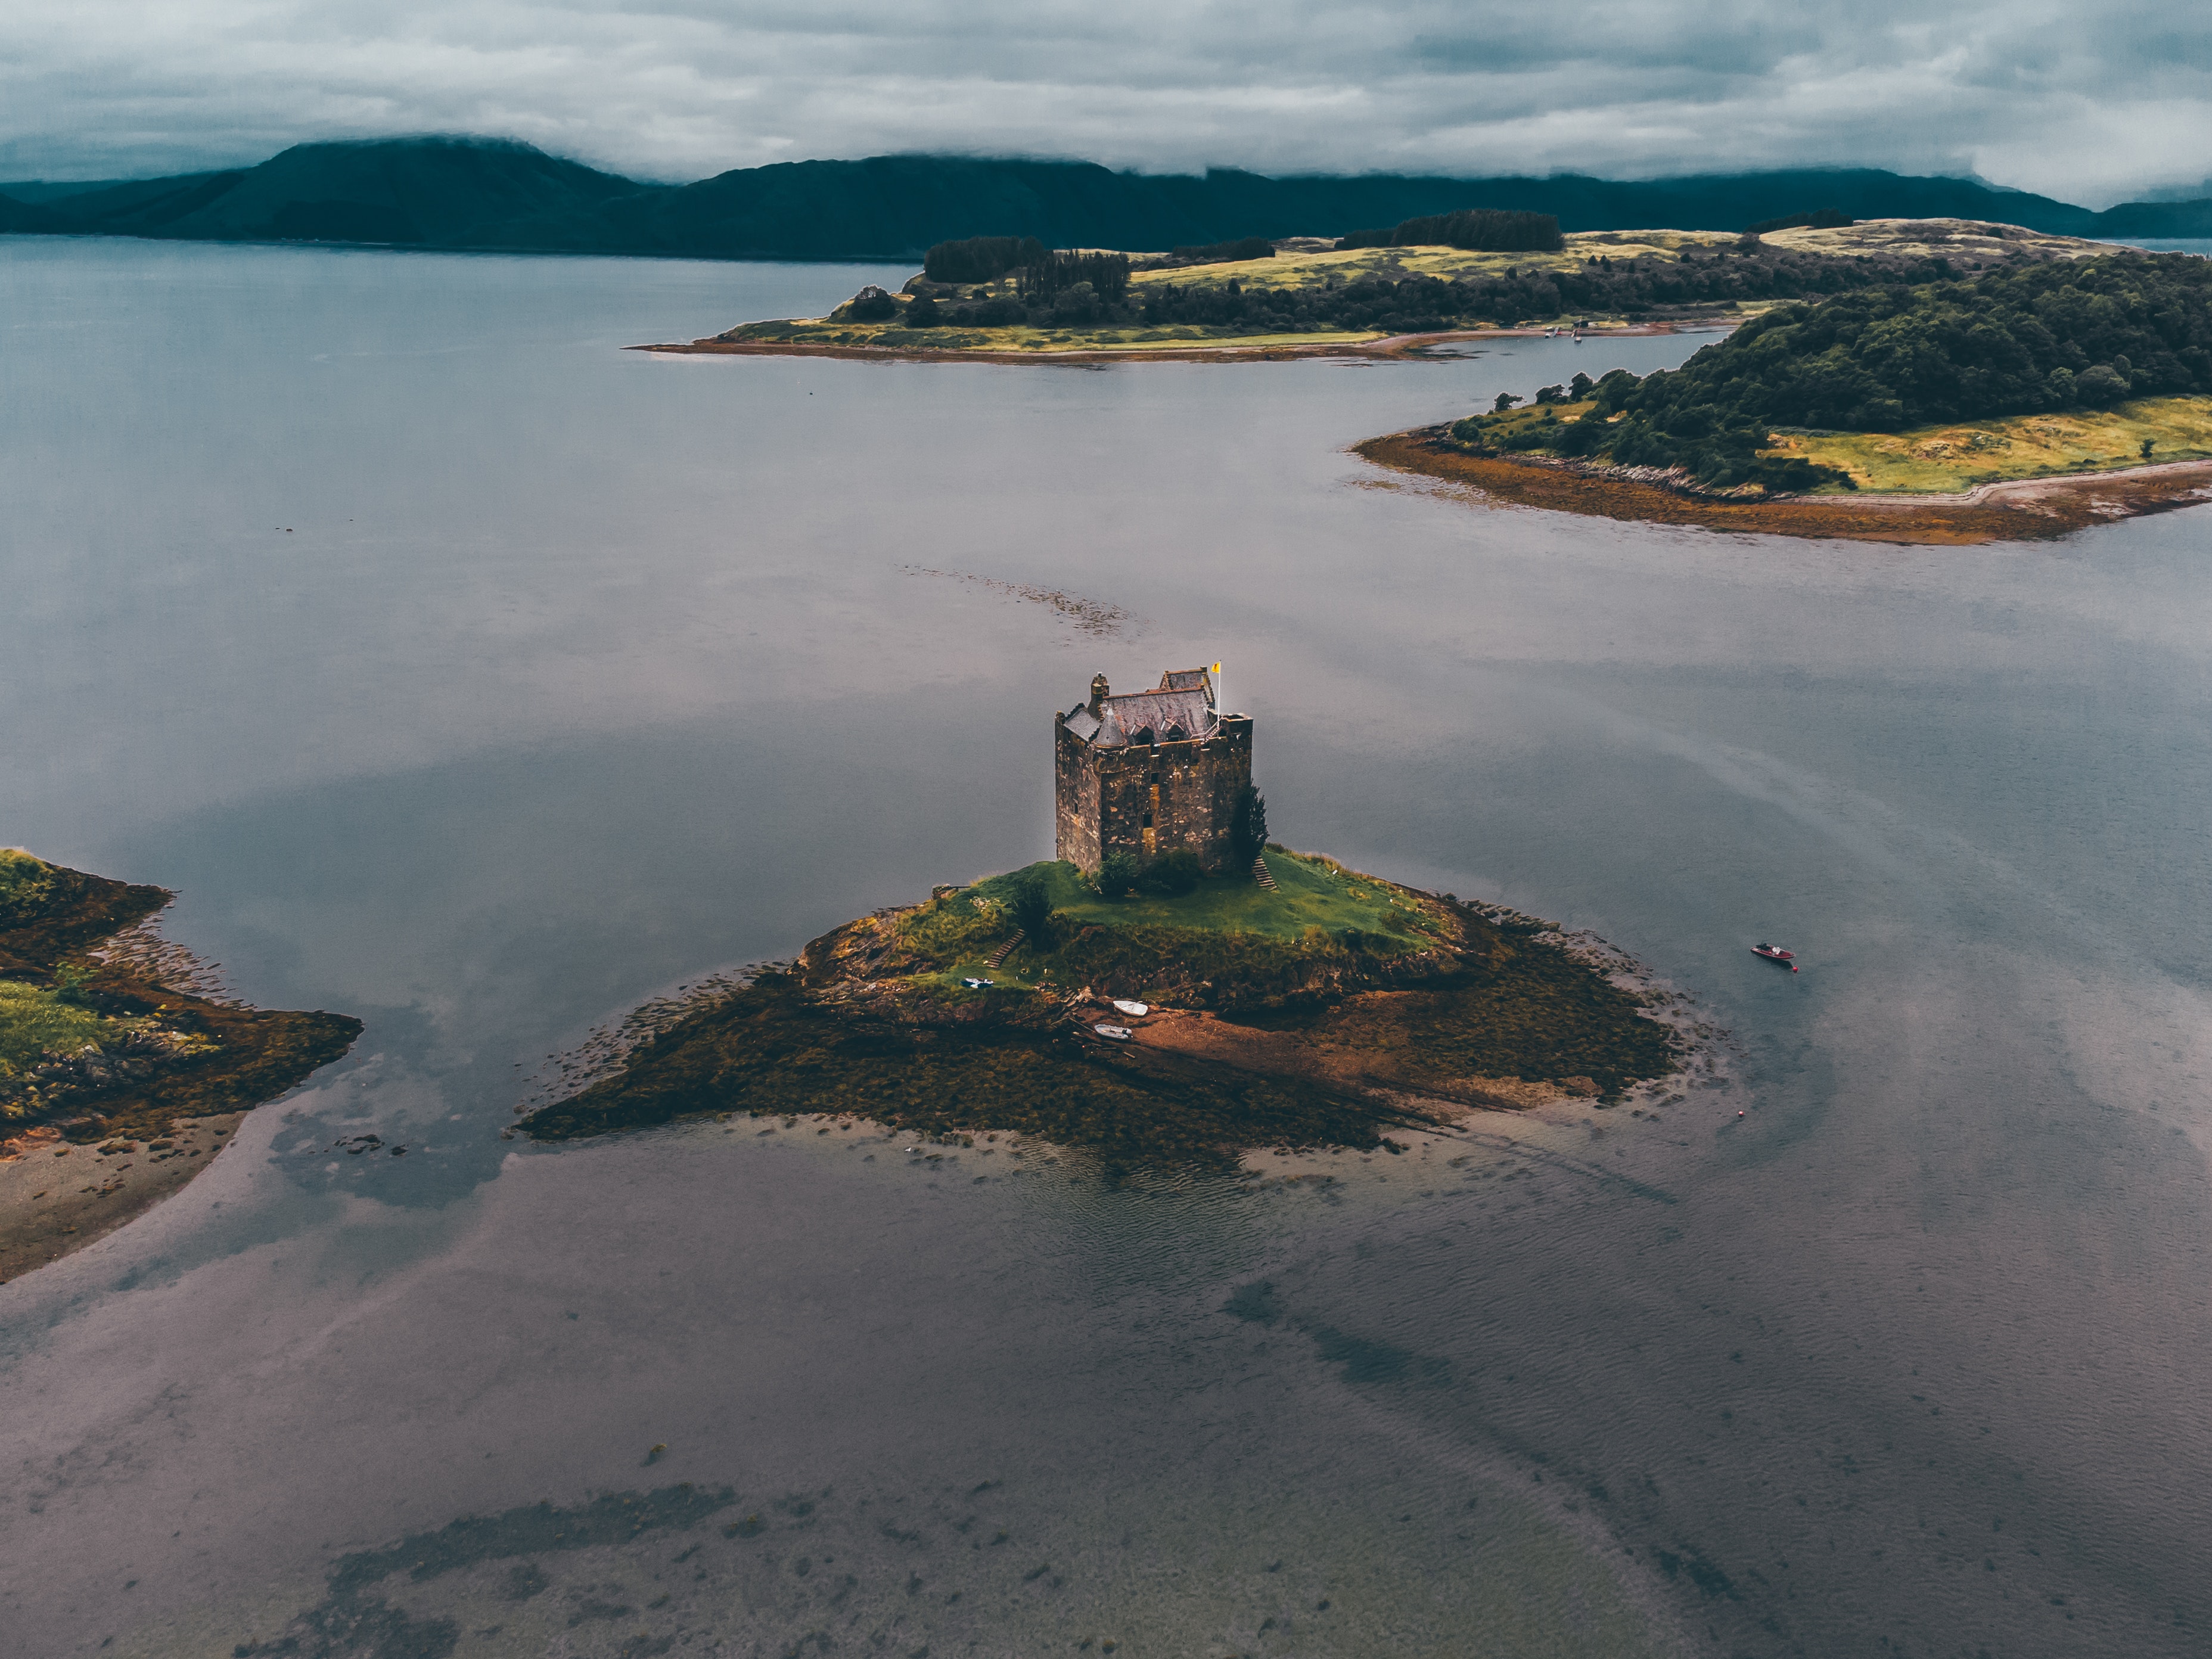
top-left (1089, 673), bottom-right (1108, 713)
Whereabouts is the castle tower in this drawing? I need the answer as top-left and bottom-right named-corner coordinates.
top-left (1054, 666), bottom-right (1253, 874)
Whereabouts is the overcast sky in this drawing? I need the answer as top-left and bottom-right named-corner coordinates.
top-left (2, 0), bottom-right (2207, 206)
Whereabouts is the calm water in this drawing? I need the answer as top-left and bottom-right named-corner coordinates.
top-left (4, 237), bottom-right (2211, 1658)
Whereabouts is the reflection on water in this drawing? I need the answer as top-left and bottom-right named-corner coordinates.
top-left (2, 239), bottom-right (2210, 1657)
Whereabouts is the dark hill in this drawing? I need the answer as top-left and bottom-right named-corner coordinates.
top-left (36, 136), bottom-right (639, 247)
top-left (15, 136), bottom-right (2212, 257)
top-left (0, 192), bottom-right (61, 234)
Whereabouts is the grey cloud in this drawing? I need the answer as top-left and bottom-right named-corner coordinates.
top-left (0, 0), bottom-right (2205, 205)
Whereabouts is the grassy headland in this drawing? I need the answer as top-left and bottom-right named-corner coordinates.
top-left (0, 849), bottom-right (361, 1281)
top-left (521, 851), bottom-right (1683, 1165)
top-left (657, 218), bottom-right (2118, 362)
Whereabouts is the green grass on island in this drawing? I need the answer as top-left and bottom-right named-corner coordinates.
top-left (521, 850), bottom-right (1685, 1164)
top-left (0, 847), bottom-right (361, 1141)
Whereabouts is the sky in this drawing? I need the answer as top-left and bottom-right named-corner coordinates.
top-left (2, 0), bottom-right (2208, 206)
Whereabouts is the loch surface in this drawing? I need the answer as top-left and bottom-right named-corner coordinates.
top-left (4, 237), bottom-right (2211, 1657)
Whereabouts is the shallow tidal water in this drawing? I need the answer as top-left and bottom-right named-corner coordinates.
top-left (4, 237), bottom-right (2212, 1658)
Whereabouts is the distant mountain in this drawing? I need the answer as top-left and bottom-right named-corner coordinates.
top-left (5, 136), bottom-right (2209, 259)
top-left (0, 192), bottom-right (60, 234)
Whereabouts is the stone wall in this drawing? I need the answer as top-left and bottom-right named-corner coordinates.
top-left (1055, 714), bottom-right (1252, 874)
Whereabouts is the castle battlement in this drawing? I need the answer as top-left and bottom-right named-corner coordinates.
top-left (1054, 667), bottom-right (1253, 874)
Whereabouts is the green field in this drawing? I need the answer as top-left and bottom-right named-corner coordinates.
top-left (1454, 393), bottom-right (2212, 496)
top-left (1773, 396), bottom-right (2212, 493)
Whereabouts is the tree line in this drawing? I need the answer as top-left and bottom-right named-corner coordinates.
top-left (878, 239), bottom-right (2021, 336)
top-left (1336, 208), bottom-right (1564, 252)
top-left (1446, 251), bottom-right (2212, 492)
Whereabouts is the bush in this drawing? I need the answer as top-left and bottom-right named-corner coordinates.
top-left (2077, 363), bottom-right (2131, 402)
top-left (1095, 852), bottom-right (1141, 897)
top-left (906, 293), bottom-right (942, 327)
top-left (1006, 872), bottom-right (1054, 942)
top-left (1231, 787), bottom-right (1270, 869)
top-left (1050, 282), bottom-right (1101, 325)
top-left (1138, 849), bottom-right (1203, 896)
top-left (0, 849), bottom-right (54, 924)
top-left (844, 285), bottom-right (897, 322)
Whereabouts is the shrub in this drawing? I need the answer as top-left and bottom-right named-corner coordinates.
top-left (1006, 872), bottom-right (1054, 943)
top-left (1139, 850), bottom-right (1203, 897)
top-left (906, 293), bottom-right (942, 327)
top-left (1231, 787), bottom-right (1270, 869)
top-left (2077, 363), bottom-right (2130, 402)
top-left (844, 285), bottom-right (897, 322)
top-left (1095, 852), bottom-right (1141, 897)
top-left (0, 849), bottom-right (54, 924)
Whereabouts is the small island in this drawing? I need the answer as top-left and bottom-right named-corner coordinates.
top-left (1358, 246), bottom-right (2212, 542)
top-left (0, 850), bottom-right (362, 1281)
top-left (523, 669), bottom-right (1685, 1163)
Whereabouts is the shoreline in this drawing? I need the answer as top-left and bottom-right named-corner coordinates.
top-left (520, 855), bottom-right (1695, 1161)
top-left (0, 856), bottom-right (361, 1284)
top-left (1354, 426), bottom-right (2212, 544)
top-left (631, 315), bottom-right (1739, 366)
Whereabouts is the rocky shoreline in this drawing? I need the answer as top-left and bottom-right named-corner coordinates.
top-left (1356, 425), bottom-right (2212, 544)
top-left (0, 855), bottom-right (361, 1282)
top-left (520, 855), bottom-right (1690, 1163)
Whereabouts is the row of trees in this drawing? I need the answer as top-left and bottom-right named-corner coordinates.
top-left (1446, 251), bottom-right (2212, 492)
top-left (1336, 207), bottom-right (1564, 253)
top-left (922, 235), bottom-right (1046, 283)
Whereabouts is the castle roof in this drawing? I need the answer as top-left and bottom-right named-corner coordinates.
top-left (1065, 668), bottom-right (1219, 748)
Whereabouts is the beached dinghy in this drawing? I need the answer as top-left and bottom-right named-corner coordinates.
top-left (1111, 1000), bottom-right (1149, 1018)
top-left (1092, 1023), bottom-right (1133, 1041)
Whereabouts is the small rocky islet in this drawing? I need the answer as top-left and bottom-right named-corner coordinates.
top-left (523, 666), bottom-right (1687, 1163)
top-left (520, 849), bottom-right (1688, 1165)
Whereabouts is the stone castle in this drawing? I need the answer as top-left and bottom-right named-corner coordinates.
top-left (1054, 666), bottom-right (1253, 874)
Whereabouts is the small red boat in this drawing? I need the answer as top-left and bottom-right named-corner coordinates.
top-left (1751, 943), bottom-right (1798, 973)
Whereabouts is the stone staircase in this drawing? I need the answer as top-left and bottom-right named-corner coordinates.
top-left (1251, 855), bottom-right (1278, 891)
top-left (986, 934), bottom-right (1021, 968)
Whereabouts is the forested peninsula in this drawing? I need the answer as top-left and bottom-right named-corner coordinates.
top-left (1360, 249), bottom-right (2212, 542)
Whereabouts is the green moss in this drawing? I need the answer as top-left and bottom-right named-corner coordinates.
top-left (0, 855), bottom-right (361, 1139)
top-left (0, 979), bottom-right (114, 1073)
